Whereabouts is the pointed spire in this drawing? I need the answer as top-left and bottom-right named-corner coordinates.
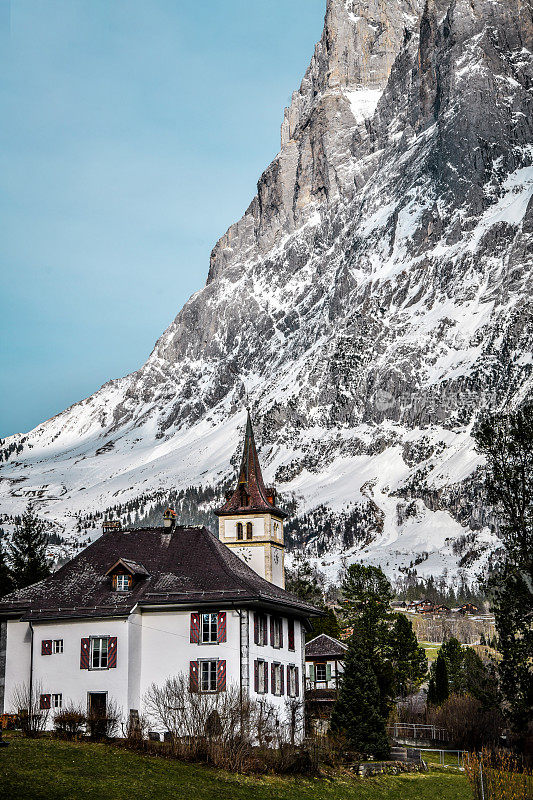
top-left (215, 411), bottom-right (286, 518)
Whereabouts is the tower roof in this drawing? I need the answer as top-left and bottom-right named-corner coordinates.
top-left (215, 411), bottom-right (286, 518)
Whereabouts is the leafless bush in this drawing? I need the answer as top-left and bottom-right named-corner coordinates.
top-left (427, 693), bottom-right (504, 749)
top-left (54, 703), bottom-right (86, 739)
top-left (465, 749), bottom-right (533, 800)
top-left (11, 683), bottom-right (49, 737)
top-left (86, 698), bottom-right (122, 740)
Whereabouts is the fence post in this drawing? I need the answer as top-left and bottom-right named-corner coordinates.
top-left (480, 759), bottom-right (486, 800)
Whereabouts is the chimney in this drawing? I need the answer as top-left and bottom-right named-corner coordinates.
top-left (163, 508), bottom-right (176, 529)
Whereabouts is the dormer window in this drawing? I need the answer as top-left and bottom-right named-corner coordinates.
top-left (115, 574), bottom-right (131, 592)
top-left (105, 558), bottom-right (150, 590)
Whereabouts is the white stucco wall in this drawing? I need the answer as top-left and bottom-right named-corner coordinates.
top-left (3, 608), bottom-right (307, 741)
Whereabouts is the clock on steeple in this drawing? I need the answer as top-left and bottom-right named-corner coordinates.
top-left (215, 411), bottom-right (287, 588)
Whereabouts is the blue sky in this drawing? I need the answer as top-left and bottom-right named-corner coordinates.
top-left (0, 0), bottom-right (325, 438)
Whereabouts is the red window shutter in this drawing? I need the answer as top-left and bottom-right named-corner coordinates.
top-left (270, 616), bottom-right (275, 647)
top-left (254, 613), bottom-right (259, 645)
top-left (217, 659), bottom-right (226, 692)
top-left (271, 662), bottom-right (275, 694)
top-left (41, 640), bottom-right (52, 656)
top-left (288, 619), bottom-right (295, 651)
top-left (254, 660), bottom-right (259, 692)
top-left (108, 636), bottom-right (117, 668)
top-left (189, 660), bottom-right (199, 693)
top-left (280, 664), bottom-right (285, 695)
top-left (39, 694), bottom-right (51, 710)
top-left (295, 666), bottom-right (299, 696)
top-left (217, 612), bottom-right (227, 643)
top-left (80, 638), bottom-right (90, 669)
top-left (190, 612), bottom-right (200, 643)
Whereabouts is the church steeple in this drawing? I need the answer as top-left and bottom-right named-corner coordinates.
top-left (215, 411), bottom-right (286, 519)
top-left (215, 411), bottom-right (286, 587)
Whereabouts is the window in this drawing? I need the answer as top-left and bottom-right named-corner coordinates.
top-left (271, 617), bottom-right (282, 649)
top-left (256, 660), bottom-right (268, 694)
top-left (255, 613), bottom-right (268, 646)
top-left (272, 663), bottom-right (282, 696)
top-left (53, 639), bottom-right (63, 654)
top-left (115, 574), bottom-right (131, 591)
top-left (200, 660), bottom-right (217, 693)
top-left (52, 693), bottom-right (62, 709)
top-left (315, 663), bottom-right (327, 682)
top-left (236, 522), bottom-right (243, 540)
top-left (201, 612), bottom-right (218, 644)
top-left (90, 637), bottom-right (109, 669)
top-left (246, 522), bottom-right (253, 540)
top-left (287, 665), bottom-right (297, 697)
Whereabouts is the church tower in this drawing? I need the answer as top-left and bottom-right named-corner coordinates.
top-left (215, 412), bottom-right (287, 588)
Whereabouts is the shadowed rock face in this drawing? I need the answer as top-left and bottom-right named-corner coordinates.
top-left (1, 0), bottom-right (532, 579)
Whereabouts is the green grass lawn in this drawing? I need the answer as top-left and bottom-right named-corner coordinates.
top-left (419, 642), bottom-right (441, 662)
top-left (0, 732), bottom-right (472, 800)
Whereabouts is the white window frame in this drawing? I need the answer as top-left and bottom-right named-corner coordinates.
top-left (257, 614), bottom-right (268, 646)
top-left (272, 617), bottom-right (282, 649)
top-left (200, 659), bottom-right (218, 693)
top-left (201, 612), bottom-right (218, 644)
top-left (257, 660), bottom-right (268, 694)
top-left (115, 574), bottom-right (131, 592)
top-left (315, 662), bottom-right (327, 682)
top-left (52, 693), bottom-right (63, 709)
top-left (273, 663), bottom-right (282, 696)
top-left (90, 636), bottom-right (109, 670)
top-left (288, 665), bottom-right (297, 697)
top-left (52, 639), bottom-right (63, 654)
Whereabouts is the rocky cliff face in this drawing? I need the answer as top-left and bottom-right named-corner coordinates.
top-left (1, 0), bottom-right (532, 586)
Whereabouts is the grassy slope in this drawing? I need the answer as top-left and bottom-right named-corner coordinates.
top-left (0, 733), bottom-right (472, 800)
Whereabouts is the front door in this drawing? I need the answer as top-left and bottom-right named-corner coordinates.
top-left (87, 692), bottom-right (107, 717)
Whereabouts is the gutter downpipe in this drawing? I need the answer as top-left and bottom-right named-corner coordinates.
top-left (29, 621), bottom-right (34, 719)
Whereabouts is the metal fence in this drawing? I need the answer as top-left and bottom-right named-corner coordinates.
top-left (419, 748), bottom-right (469, 768)
top-left (387, 723), bottom-right (449, 742)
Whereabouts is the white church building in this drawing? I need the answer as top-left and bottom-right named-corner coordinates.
top-left (0, 413), bottom-right (319, 736)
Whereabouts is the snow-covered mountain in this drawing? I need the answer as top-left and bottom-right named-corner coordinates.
top-left (1, 0), bottom-right (532, 586)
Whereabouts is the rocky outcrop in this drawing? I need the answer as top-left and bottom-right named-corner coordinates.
top-left (1, 0), bottom-right (532, 584)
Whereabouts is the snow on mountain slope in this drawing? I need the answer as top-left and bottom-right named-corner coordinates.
top-left (1, 0), bottom-right (532, 587)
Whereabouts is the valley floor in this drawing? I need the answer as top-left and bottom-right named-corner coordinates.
top-left (0, 732), bottom-right (472, 800)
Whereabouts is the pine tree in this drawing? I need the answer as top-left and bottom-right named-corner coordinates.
top-left (330, 626), bottom-right (390, 759)
top-left (439, 637), bottom-right (464, 692)
top-left (0, 530), bottom-right (13, 598)
top-left (8, 504), bottom-right (50, 590)
top-left (427, 651), bottom-right (449, 706)
top-left (474, 404), bottom-right (533, 746)
top-left (390, 613), bottom-right (427, 697)
top-left (341, 564), bottom-right (395, 719)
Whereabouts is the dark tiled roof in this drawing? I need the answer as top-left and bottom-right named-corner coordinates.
top-left (305, 633), bottom-right (348, 659)
top-left (0, 526), bottom-right (319, 621)
top-left (215, 412), bottom-right (286, 519)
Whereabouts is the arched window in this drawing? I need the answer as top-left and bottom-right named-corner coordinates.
top-left (246, 522), bottom-right (253, 540)
top-left (236, 522), bottom-right (243, 540)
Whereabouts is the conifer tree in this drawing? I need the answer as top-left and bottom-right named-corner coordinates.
top-left (8, 504), bottom-right (50, 590)
top-left (340, 564), bottom-right (395, 718)
top-left (474, 404), bottom-right (533, 744)
top-left (427, 651), bottom-right (449, 706)
top-left (0, 530), bottom-right (13, 598)
top-left (330, 625), bottom-right (390, 759)
top-left (390, 613), bottom-right (427, 697)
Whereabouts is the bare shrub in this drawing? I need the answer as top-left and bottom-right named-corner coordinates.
top-left (11, 683), bottom-right (49, 737)
top-left (465, 749), bottom-right (533, 800)
top-left (427, 693), bottom-right (504, 749)
top-left (86, 698), bottom-right (122, 740)
top-left (54, 703), bottom-right (86, 739)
